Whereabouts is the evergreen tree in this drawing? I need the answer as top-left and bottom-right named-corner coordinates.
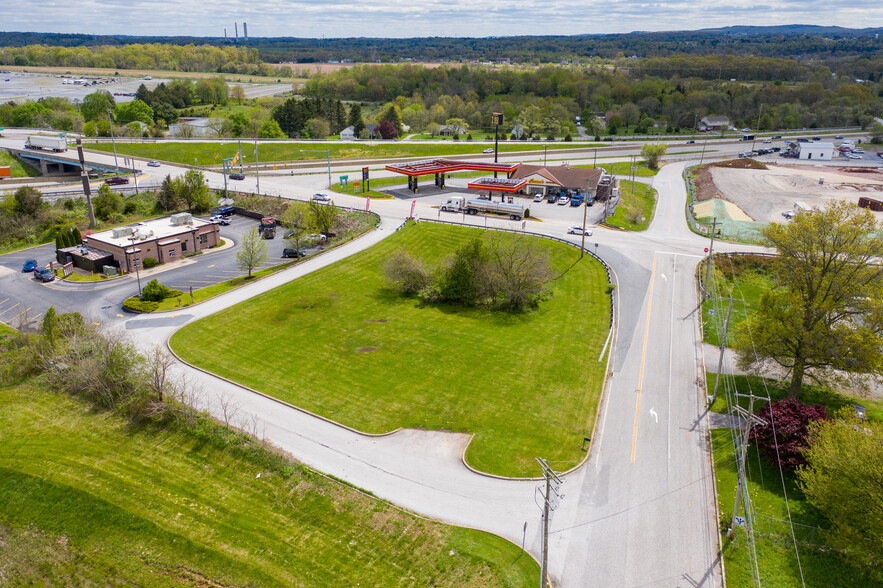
top-left (72, 227), bottom-right (82, 244)
top-left (347, 103), bottom-right (366, 136)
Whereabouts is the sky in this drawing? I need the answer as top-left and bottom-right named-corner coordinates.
top-left (4, 1), bottom-right (882, 38)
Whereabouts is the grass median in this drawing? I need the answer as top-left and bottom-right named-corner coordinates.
top-left (0, 381), bottom-right (538, 586)
top-left (604, 181), bottom-right (657, 231)
top-left (171, 222), bottom-right (612, 477)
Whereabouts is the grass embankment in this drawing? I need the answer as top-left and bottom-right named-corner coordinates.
top-left (701, 254), bottom-right (775, 347)
top-left (0, 150), bottom-right (41, 177)
top-left (86, 141), bottom-right (587, 167)
top-left (596, 161), bottom-right (657, 177)
top-left (605, 181), bottom-right (656, 231)
top-left (0, 380), bottom-right (537, 585)
top-left (172, 222), bottom-right (612, 477)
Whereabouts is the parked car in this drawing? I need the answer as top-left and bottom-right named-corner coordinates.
top-left (557, 195), bottom-right (569, 205)
top-left (533, 193), bottom-right (544, 202)
top-left (305, 233), bottom-right (327, 243)
top-left (846, 153), bottom-right (862, 159)
top-left (104, 176), bottom-right (129, 185)
top-left (852, 147), bottom-right (864, 154)
top-left (546, 193), bottom-right (557, 203)
top-left (782, 210), bottom-right (795, 219)
top-left (209, 215), bottom-right (230, 225)
top-left (229, 173), bottom-right (245, 180)
top-left (741, 127), bottom-right (751, 132)
top-left (22, 259), bottom-right (38, 272)
top-left (36, 268), bottom-right (55, 282)
top-left (483, 147), bottom-right (494, 153)
top-left (282, 248), bottom-right (306, 258)
top-left (216, 205), bottom-right (235, 217)
top-left (567, 226), bottom-right (593, 236)
top-left (311, 193), bottom-right (332, 204)
top-left (147, 160), bottom-right (161, 167)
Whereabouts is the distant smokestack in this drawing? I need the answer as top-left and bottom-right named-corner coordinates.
top-left (243, 22), bottom-right (248, 42)
top-left (224, 28), bottom-right (227, 41)
top-left (235, 23), bottom-right (238, 42)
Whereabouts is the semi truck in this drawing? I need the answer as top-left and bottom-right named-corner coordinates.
top-left (439, 196), bottom-right (524, 220)
top-left (24, 135), bottom-right (68, 152)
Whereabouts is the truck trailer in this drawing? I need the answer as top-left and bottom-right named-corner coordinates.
top-left (25, 135), bottom-right (68, 152)
top-left (439, 196), bottom-right (524, 220)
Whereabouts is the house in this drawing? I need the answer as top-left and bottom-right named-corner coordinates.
top-left (510, 164), bottom-right (610, 198)
top-left (366, 124), bottom-right (380, 139)
top-left (438, 123), bottom-right (466, 136)
top-left (510, 123), bottom-right (526, 139)
top-left (168, 117), bottom-right (224, 138)
top-left (82, 213), bottom-right (220, 272)
top-left (339, 125), bottom-right (356, 140)
top-left (699, 116), bottom-right (730, 131)
top-left (798, 142), bottom-right (834, 161)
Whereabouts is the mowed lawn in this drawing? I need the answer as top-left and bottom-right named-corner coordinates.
top-left (171, 222), bottom-right (612, 477)
top-left (85, 141), bottom-right (586, 166)
top-left (0, 382), bottom-right (538, 586)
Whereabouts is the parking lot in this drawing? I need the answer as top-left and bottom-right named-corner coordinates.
top-left (0, 213), bottom-right (313, 330)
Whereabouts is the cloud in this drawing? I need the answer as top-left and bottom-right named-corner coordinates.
top-left (4, 0), bottom-right (881, 38)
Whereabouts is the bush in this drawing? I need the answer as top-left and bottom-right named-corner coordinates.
top-left (452, 133), bottom-right (460, 141)
top-left (466, 133), bottom-right (473, 141)
top-left (749, 398), bottom-right (828, 471)
top-left (564, 134), bottom-right (572, 141)
top-left (524, 208), bottom-right (530, 218)
top-left (381, 250), bottom-right (431, 296)
top-left (142, 257), bottom-right (158, 269)
top-left (141, 278), bottom-right (172, 302)
top-left (123, 297), bottom-right (159, 312)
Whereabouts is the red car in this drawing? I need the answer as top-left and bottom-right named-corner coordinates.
top-left (104, 176), bottom-right (129, 185)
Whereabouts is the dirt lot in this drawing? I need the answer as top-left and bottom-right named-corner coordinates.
top-left (709, 163), bottom-right (883, 222)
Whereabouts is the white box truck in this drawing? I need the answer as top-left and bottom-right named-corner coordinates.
top-left (439, 195), bottom-right (524, 220)
top-left (25, 135), bottom-right (68, 152)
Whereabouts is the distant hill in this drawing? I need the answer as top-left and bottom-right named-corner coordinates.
top-left (1, 25), bottom-right (881, 64)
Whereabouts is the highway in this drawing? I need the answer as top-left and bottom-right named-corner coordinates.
top-left (0, 130), bottom-right (784, 586)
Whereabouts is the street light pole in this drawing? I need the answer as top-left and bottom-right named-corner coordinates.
top-left (107, 108), bottom-right (119, 172)
top-left (543, 144), bottom-right (547, 166)
top-left (254, 139), bottom-right (260, 195)
top-left (300, 149), bottom-right (332, 189)
top-left (129, 236), bottom-right (142, 297)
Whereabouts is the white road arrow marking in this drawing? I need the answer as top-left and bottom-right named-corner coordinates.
top-left (649, 408), bottom-right (658, 423)
top-left (661, 273), bottom-right (667, 282)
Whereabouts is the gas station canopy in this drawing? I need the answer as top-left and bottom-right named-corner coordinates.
top-left (385, 158), bottom-right (518, 177)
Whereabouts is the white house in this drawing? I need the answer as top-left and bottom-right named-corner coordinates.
top-left (798, 142), bottom-right (834, 161)
top-left (339, 125), bottom-right (356, 140)
top-left (168, 117), bottom-right (224, 138)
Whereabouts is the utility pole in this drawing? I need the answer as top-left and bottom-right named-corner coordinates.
top-left (107, 108), bottom-right (119, 172)
top-left (254, 139), bottom-right (260, 195)
top-left (238, 140), bottom-right (243, 173)
top-left (709, 296), bottom-right (734, 405)
top-left (699, 132), bottom-right (709, 166)
top-left (704, 217), bottom-right (721, 293)
top-left (536, 458), bottom-right (563, 588)
top-left (75, 138), bottom-right (97, 229)
top-left (727, 395), bottom-right (767, 540)
top-left (580, 178), bottom-right (590, 257)
top-left (593, 148), bottom-right (597, 169)
top-left (128, 236), bottom-right (143, 296)
top-left (131, 158), bottom-right (139, 194)
top-left (750, 105), bottom-right (763, 155)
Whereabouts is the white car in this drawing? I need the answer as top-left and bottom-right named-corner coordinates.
top-left (483, 147), bottom-right (494, 154)
top-left (846, 153), bottom-right (862, 159)
top-left (533, 193), bottom-right (544, 202)
top-left (782, 210), bottom-right (795, 219)
top-left (147, 160), bottom-right (160, 167)
top-left (741, 127), bottom-right (751, 132)
top-left (567, 226), bottom-right (593, 236)
top-left (557, 195), bottom-right (569, 205)
top-left (762, 138), bottom-right (771, 144)
top-left (851, 147), bottom-right (864, 154)
top-left (209, 215), bottom-right (230, 225)
top-left (311, 193), bottom-right (332, 204)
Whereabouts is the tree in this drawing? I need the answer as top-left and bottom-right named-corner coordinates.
top-left (305, 117), bottom-right (330, 139)
top-left (376, 119), bottom-right (398, 140)
top-left (156, 174), bottom-right (179, 213)
top-left (870, 121), bottom-right (883, 144)
top-left (640, 143), bottom-right (667, 169)
top-left (93, 183), bottom-right (124, 221)
top-left (797, 410), bottom-right (883, 569)
top-left (236, 226), bottom-right (269, 278)
top-left (230, 85), bottom-right (247, 104)
top-left (735, 201), bottom-right (883, 398)
top-left (12, 186), bottom-right (44, 217)
top-left (80, 90), bottom-right (115, 122)
top-left (347, 102), bottom-right (366, 136)
top-left (173, 169), bottom-right (212, 213)
top-left (427, 122), bottom-right (441, 137)
top-left (481, 233), bottom-right (553, 311)
top-left (377, 102), bottom-right (403, 135)
top-left (259, 119), bottom-right (285, 139)
top-left (310, 200), bottom-right (339, 237)
top-left (114, 100), bottom-right (154, 126)
top-left (444, 117), bottom-right (469, 135)
top-left (281, 201), bottom-right (313, 253)
top-left (748, 398), bottom-right (828, 471)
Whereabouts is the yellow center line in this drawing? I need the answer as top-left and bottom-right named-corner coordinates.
top-left (667, 177), bottom-right (674, 233)
top-left (632, 255), bottom-right (658, 463)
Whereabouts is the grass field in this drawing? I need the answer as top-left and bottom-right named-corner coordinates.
top-left (171, 222), bottom-right (612, 477)
top-left (711, 427), bottom-right (881, 587)
top-left (604, 181), bottom-right (656, 231)
top-left (0, 151), bottom-right (41, 177)
top-left (0, 381), bottom-right (538, 586)
top-left (85, 141), bottom-right (595, 167)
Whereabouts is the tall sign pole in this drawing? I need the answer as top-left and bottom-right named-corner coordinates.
top-left (492, 112), bottom-right (502, 179)
top-left (107, 108), bottom-right (119, 172)
top-left (254, 140), bottom-right (260, 195)
top-left (76, 138), bottom-right (97, 229)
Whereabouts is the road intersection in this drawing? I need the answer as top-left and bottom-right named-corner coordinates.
top-left (0, 132), bottom-right (771, 586)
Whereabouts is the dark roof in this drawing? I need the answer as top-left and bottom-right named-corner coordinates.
top-left (511, 164), bottom-right (604, 190)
